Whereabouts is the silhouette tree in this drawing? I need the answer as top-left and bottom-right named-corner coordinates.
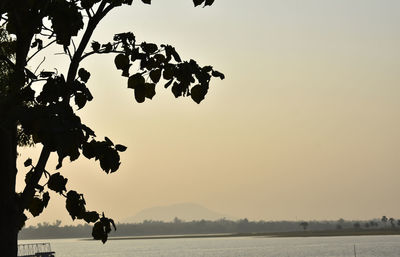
top-left (389, 217), bottom-right (395, 228)
top-left (299, 221), bottom-right (308, 230)
top-left (0, 0), bottom-right (224, 256)
top-left (381, 216), bottom-right (388, 228)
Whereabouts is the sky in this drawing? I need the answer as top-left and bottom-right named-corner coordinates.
top-left (17, 0), bottom-right (400, 226)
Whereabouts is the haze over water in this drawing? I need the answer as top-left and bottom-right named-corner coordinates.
top-left (17, 0), bottom-right (400, 226)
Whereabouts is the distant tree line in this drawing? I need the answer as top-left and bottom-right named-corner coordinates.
top-left (19, 216), bottom-right (400, 240)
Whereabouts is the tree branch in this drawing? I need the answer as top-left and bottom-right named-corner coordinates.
top-left (80, 49), bottom-right (124, 61)
top-left (27, 40), bottom-right (56, 63)
top-left (66, 1), bottom-right (115, 86)
top-left (20, 146), bottom-right (51, 210)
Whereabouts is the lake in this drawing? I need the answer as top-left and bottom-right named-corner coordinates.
top-left (19, 235), bottom-right (400, 257)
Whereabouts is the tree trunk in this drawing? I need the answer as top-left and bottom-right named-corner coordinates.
top-left (0, 10), bottom-right (35, 256)
top-left (0, 120), bottom-right (18, 257)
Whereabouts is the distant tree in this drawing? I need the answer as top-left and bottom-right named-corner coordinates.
top-left (173, 217), bottom-right (183, 224)
top-left (299, 222), bottom-right (308, 230)
top-left (336, 224), bottom-right (342, 230)
top-left (353, 222), bottom-right (361, 229)
top-left (53, 219), bottom-right (62, 227)
top-left (389, 218), bottom-right (395, 228)
top-left (0, 0), bottom-right (224, 256)
top-left (382, 216), bottom-right (388, 228)
top-left (397, 219), bottom-right (400, 227)
top-left (364, 222), bottom-right (370, 229)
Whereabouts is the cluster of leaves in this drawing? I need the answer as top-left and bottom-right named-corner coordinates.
top-left (92, 214), bottom-right (116, 243)
top-left (18, 69), bottom-right (123, 240)
top-left (83, 137), bottom-right (126, 173)
top-left (22, 159), bottom-right (115, 242)
top-left (93, 32), bottom-right (225, 104)
top-left (65, 189), bottom-right (115, 243)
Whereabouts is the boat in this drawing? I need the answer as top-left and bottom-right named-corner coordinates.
top-left (18, 243), bottom-right (55, 257)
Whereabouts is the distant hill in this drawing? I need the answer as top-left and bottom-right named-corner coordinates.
top-left (123, 203), bottom-right (234, 223)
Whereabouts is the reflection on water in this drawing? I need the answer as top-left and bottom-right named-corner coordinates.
top-left (19, 235), bottom-right (400, 257)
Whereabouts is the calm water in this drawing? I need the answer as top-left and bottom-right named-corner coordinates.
top-left (19, 235), bottom-right (400, 257)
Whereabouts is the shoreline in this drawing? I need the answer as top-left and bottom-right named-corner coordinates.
top-left (94, 229), bottom-right (400, 241)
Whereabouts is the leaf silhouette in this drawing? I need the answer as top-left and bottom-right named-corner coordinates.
top-left (190, 84), bottom-right (208, 104)
top-left (193, 0), bottom-right (205, 7)
top-left (115, 144), bottom-right (127, 152)
top-left (204, 0), bottom-right (215, 6)
top-left (149, 69), bottom-right (162, 83)
top-left (134, 82), bottom-right (146, 103)
top-left (145, 83), bottom-right (156, 99)
top-left (78, 68), bottom-right (91, 83)
top-left (128, 73), bottom-right (145, 89)
top-left (24, 158), bottom-right (32, 167)
top-left (47, 172), bottom-right (68, 194)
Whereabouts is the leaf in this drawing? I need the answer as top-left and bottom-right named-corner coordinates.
top-left (48, 0), bottom-right (84, 46)
top-left (171, 82), bottom-right (183, 98)
top-left (110, 219), bottom-right (117, 231)
top-left (92, 215), bottom-right (117, 243)
top-left (163, 66), bottom-right (174, 80)
top-left (142, 0), bottom-right (151, 4)
top-left (190, 84), bottom-right (208, 104)
top-left (24, 158), bottom-right (32, 167)
top-left (66, 190), bottom-right (86, 220)
top-left (104, 137), bottom-right (114, 146)
top-left (145, 83), bottom-right (156, 99)
top-left (42, 192), bottom-right (50, 208)
top-left (92, 221), bottom-right (107, 243)
top-left (154, 54), bottom-right (166, 64)
top-left (28, 197), bottom-right (45, 217)
top-left (103, 43), bottom-right (112, 52)
top-left (82, 141), bottom-right (96, 159)
top-left (78, 68), bottom-right (91, 83)
top-left (99, 148), bottom-right (121, 173)
top-left (74, 92), bottom-right (87, 109)
top-left (134, 82), bottom-right (146, 103)
top-left (202, 66), bottom-right (213, 72)
top-left (212, 70), bottom-right (225, 80)
top-left (91, 41), bottom-right (100, 52)
top-left (193, 0), bottom-right (205, 7)
top-left (149, 69), bottom-right (161, 83)
top-left (165, 45), bottom-right (181, 63)
top-left (204, 0), bottom-right (215, 6)
top-left (141, 42), bottom-right (158, 54)
top-left (128, 73), bottom-right (145, 89)
top-left (47, 172), bottom-right (68, 194)
top-left (81, 0), bottom-right (94, 9)
top-left (115, 144), bottom-right (127, 152)
top-left (114, 54), bottom-right (130, 70)
top-left (83, 211), bottom-right (100, 223)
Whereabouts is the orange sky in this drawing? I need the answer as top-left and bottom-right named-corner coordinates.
top-left (17, 0), bottom-right (400, 226)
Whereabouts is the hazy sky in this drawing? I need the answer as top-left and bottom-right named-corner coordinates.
top-left (17, 0), bottom-right (400, 226)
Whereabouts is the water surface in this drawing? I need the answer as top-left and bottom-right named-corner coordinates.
top-left (19, 235), bottom-right (400, 257)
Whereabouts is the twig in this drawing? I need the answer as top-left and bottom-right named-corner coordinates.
top-left (27, 39), bottom-right (56, 63)
top-left (33, 57), bottom-right (46, 75)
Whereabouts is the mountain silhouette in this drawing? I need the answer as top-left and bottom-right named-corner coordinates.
top-left (123, 203), bottom-right (234, 223)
